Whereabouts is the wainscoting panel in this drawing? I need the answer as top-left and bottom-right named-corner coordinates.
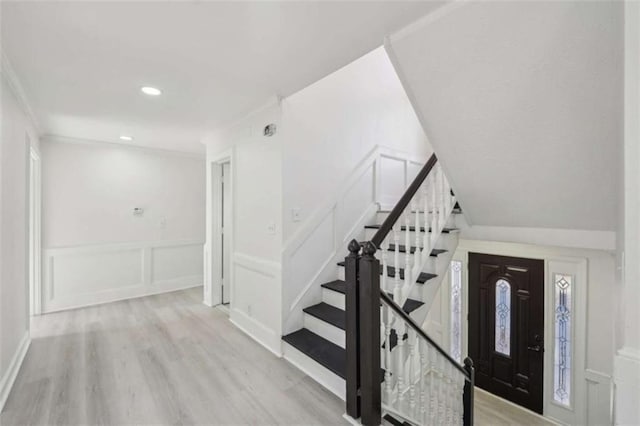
top-left (42, 239), bottom-right (204, 313)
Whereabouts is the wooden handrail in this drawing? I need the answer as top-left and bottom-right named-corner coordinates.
top-left (380, 290), bottom-right (470, 379)
top-left (370, 153), bottom-right (438, 248)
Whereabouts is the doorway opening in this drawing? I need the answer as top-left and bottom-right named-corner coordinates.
top-left (206, 153), bottom-right (233, 310)
top-left (220, 161), bottom-right (231, 305)
top-left (468, 252), bottom-right (544, 414)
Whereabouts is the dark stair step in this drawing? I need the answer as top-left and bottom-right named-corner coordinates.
top-left (365, 224), bottom-right (458, 233)
top-left (383, 413), bottom-right (412, 426)
top-left (321, 280), bottom-right (424, 315)
top-left (282, 329), bottom-right (385, 381)
top-left (303, 302), bottom-right (345, 330)
top-left (385, 245), bottom-right (447, 257)
top-left (283, 329), bottom-right (347, 379)
top-left (336, 262), bottom-right (437, 284)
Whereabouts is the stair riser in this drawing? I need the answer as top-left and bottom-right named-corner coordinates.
top-left (303, 313), bottom-right (345, 349)
top-left (322, 287), bottom-right (345, 310)
top-left (282, 342), bottom-right (346, 400)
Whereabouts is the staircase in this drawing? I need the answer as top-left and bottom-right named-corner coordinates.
top-left (282, 154), bottom-right (474, 425)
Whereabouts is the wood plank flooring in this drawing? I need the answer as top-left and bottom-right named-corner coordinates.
top-left (2, 287), bottom-right (556, 425)
top-left (1, 288), bottom-right (344, 425)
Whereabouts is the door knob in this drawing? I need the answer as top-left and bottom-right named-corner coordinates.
top-left (527, 345), bottom-right (542, 352)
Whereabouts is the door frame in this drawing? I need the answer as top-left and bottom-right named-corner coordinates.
top-left (29, 146), bottom-right (42, 316)
top-left (467, 252), bottom-right (545, 414)
top-left (204, 149), bottom-right (234, 308)
top-left (456, 240), bottom-right (588, 425)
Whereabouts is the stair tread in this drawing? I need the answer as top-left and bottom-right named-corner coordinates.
top-left (282, 329), bottom-right (385, 382)
top-left (383, 414), bottom-right (412, 426)
top-left (336, 262), bottom-right (437, 284)
top-left (385, 245), bottom-right (447, 257)
top-left (365, 224), bottom-right (459, 233)
top-left (303, 302), bottom-right (345, 330)
top-left (319, 281), bottom-right (425, 315)
top-left (282, 329), bottom-right (347, 379)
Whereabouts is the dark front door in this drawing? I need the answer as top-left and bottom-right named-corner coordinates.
top-left (468, 253), bottom-right (544, 414)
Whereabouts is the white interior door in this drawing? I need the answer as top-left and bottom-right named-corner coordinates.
top-left (221, 162), bottom-right (231, 304)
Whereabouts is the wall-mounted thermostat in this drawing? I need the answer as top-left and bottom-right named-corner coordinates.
top-left (133, 207), bottom-right (144, 216)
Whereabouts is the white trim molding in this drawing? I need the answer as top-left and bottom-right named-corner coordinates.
top-left (281, 145), bottom-right (428, 336)
top-left (229, 252), bottom-right (283, 356)
top-left (42, 239), bottom-right (204, 313)
top-left (614, 348), bottom-right (640, 425)
top-left (0, 332), bottom-right (31, 413)
top-left (42, 135), bottom-right (205, 159)
top-left (0, 49), bottom-right (41, 133)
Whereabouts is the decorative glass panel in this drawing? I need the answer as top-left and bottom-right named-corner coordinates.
top-left (450, 260), bottom-right (463, 362)
top-left (554, 274), bottom-right (572, 406)
top-left (494, 279), bottom-right (511, 356)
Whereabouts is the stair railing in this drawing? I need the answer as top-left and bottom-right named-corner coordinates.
top-left (345, 154), bottom-right (474, 425)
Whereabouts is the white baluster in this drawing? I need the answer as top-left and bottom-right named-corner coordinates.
top-left (403, 210), bottom-right (412, 300)
top-left (396, 321), bottom-right (406, 409)
top-left (429, 173), bottom-right (438, 248)
top-left (439, 356), bottom-right (446, 422)
top-left (429, 347), bottom-right (437, 426)
top-left (381, 236), bottom-right (389, 293)
top-left (393, 223), bottom-right (401, 303)
top-left (420, 340), bottom-right (428, 425)
top-left (439, 165), bottom-right (446, 230)
top-left (414, 199), bottom-right (422, 272)
top-left (408, 328), bottom-right (417, 413)
top-left (384, 305), bottom-right (393, 400)
top-left (422, 182), bottom-right (430, 258)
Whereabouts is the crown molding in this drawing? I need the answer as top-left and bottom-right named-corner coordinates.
top-left (0, 48), bottom-right (41, 134)
top-left (42, 134), bottom-right (206, 159)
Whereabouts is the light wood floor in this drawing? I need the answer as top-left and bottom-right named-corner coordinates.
top-left (2, 287), bottom-right (555, 426)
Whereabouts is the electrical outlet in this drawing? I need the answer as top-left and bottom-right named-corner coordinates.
top-left (247, 305), bottom-right (252, 316)
top-left (292, 208), bottom-right (301, 222)
top-left (159, 218), bottom-right (167, 228)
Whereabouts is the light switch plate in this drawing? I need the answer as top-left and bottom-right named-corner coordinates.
top-left (292, 208), bottom-right (301, 222)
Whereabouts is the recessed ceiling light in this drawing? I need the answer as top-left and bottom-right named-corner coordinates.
top-left (141, 86), bottom-right (162, 96)
top-left (119, 135), bottom-right (134, 141)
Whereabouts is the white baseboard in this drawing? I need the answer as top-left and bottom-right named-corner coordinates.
top-left (43, 282), bottom-right (203, 313)
top-left (0, 332), bottom-right (31, 413)
top-left (229, 308), bottom-right (282, 357)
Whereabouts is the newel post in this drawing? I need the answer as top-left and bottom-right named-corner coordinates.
top-left (359, 241), bottom-right (381, 426)
top-left (463, 357), bottom-right (475, 426)
top-left (345, 239), bottom-right (361, 419)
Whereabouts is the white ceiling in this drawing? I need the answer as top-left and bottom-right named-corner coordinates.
top-left (387, 1), bottom-right (622, 232)
top-left (1, 1), bottom-right (445, 154)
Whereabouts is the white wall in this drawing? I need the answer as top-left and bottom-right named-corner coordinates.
top-left (0, 60), bottom-right (38, 411)
top-left (204, 103), bottom-right (284, 355)
top-left (281, 47), bottom-right (432, 240)
top-left (279, 47), bottom-right (432, 335)
top-left (40, 139), bottom-right (205, 312)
